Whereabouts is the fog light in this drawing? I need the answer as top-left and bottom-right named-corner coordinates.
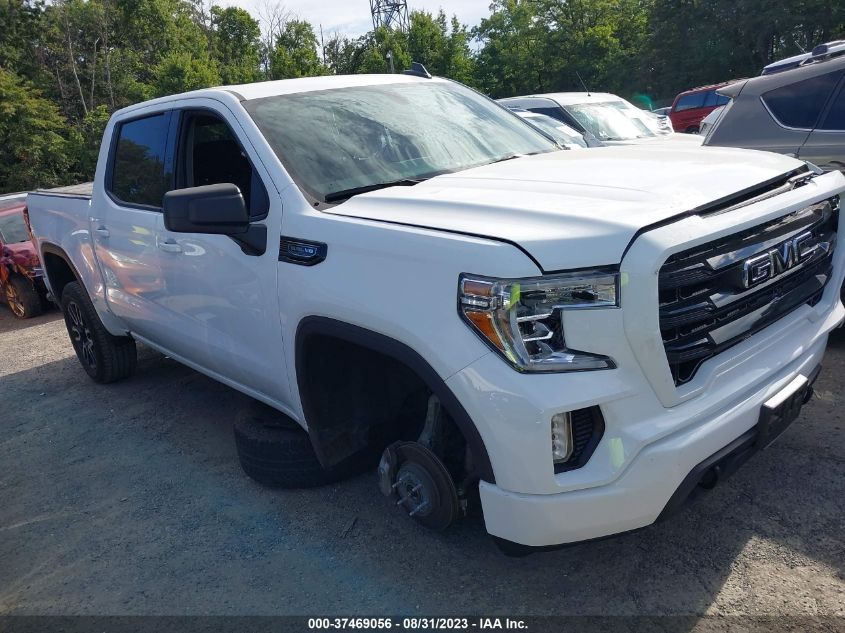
top-left (551, 412), bottom-right (574, 463)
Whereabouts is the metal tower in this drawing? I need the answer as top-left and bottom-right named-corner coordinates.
top-left (370, 0), bottom-right (409, 32)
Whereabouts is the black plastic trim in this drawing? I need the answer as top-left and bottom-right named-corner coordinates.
top-left (294, 316), bottom-right (495, 484)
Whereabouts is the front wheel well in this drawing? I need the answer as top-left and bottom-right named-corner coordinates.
top-left (295, 317), bottom-right (495, 485)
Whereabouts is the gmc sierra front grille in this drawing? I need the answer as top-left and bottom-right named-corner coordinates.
top-left (658, 196), bottom-right (839, 386)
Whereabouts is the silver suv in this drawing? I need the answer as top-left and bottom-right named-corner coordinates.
top-left (704, 55), bottom-right (845, 173)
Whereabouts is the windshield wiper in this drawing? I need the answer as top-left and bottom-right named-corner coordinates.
top-left (487, 150), bottom-right (549, 166)
top-left (324, 178), bottom-right (425, 203)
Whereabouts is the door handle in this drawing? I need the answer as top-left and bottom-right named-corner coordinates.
top-left (94, 227), bottom-right (110, 238)
top-left (157, 239), bottom-right (182, 253)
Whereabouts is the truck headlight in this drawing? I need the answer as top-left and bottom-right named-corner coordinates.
top-left (459, 271), bottom-right (618, 372)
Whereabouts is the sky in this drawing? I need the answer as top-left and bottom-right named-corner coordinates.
top-left (218, 0), bottom-right (491, 39)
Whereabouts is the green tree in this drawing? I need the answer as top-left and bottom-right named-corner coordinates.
top-left (356, 26), bottom-right (410, 73)
top-left (0, 68), bottom-right (72, 191)
top-left (323, 34), bottom-right (369, 75)
top-left (210, 6), bottom-right (261, 85)
top-left (152, 50), bottom-right (219, 96)
top-left (406, 11), bottom-right (475, 82)
top-left (269, 19), bottom-right (324, 79)
top-left (68, 104), bottom-right (111, 180)
top-left (474, 0), bottom-right (547, 97)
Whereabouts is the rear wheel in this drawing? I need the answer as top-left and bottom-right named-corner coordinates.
top-left (4, 275), bottom-right (42, 319)
top-left (61, 281), bottom-right (136, 383)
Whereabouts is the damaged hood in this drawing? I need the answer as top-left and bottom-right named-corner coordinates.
top-left (330, 145), bottom-right (804, 271)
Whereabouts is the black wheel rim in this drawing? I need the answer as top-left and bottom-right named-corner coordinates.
top-left (67, 300), bottom-right (97, 370)
top-left (5, 284), bottom-right (25, 317)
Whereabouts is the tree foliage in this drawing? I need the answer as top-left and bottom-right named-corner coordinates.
top-left (0, 0), bottom-right (842, 192)
top-left (0, 68), bottom-right (71, 190)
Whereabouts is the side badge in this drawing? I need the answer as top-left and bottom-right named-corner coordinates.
top-left (279, 237), bottom-right (327, 266)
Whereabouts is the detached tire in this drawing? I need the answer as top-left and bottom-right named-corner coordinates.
top-left (4, 275), bottom-right (42, 319)
top-left (234, 400), bottom-right (373, 489)
top-left (61, 281), bottom-right (137, 383)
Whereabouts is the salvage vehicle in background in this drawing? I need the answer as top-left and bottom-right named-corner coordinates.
top-left (0, 194), bottom-right (46, 319)
top-left (508, 108), bottom-right (591, 148)
top-left (500, 92), bottom-right (699, 146)
top-left (26, 71), bottom-right (845, 554)
top-left (704, 55), bottom-right (845, 174)
top-left (668, 82), bottom-right (732, 133)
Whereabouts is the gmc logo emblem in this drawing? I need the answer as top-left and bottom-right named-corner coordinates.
top-left (742, 231), bottom-right (822, 289)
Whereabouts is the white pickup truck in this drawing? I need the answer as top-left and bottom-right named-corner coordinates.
top-left (27, 72), bottom-right (845, 554)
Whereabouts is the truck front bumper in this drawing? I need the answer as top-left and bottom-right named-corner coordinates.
top-left (477, 350), bottom-right (825, 549)
top-left (446, 278), bottom-right (844, 549)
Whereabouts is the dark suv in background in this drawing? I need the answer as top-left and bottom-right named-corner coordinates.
top-left (704, 55), bottom-right (845, 173)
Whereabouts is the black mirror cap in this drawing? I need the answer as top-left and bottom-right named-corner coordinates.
top-left (163, 183), bottom-right (249, 235)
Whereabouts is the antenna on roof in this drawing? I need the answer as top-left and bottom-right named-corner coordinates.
top-left (404, 62), bottom-right (432, 78)
top-left (576, 71), bottom-right (591, 96)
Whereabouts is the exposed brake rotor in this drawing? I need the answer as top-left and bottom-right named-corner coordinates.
top-left (377, 441), bottom-right (459, 530)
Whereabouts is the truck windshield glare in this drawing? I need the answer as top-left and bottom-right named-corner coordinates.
top-left (243, 81), bottom-right (558, 204)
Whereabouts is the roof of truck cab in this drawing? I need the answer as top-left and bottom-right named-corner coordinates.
top-left (114, 74), bottom-right (443, 117)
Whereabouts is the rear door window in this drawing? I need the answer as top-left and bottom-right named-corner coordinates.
top-left (762, 71), bottom-right (844, 129)
top-left (674, 92), bottom-right (706, 112)
top-left (819, 82), bottom-right (845, 130)
top-left (109, 113), bottom-right (173, 208)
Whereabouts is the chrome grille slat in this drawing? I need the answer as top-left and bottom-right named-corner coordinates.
top-left (659, 198), bottom-right (838, 386)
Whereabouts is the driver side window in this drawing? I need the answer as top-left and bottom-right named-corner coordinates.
top-left (176, 111), bottom-right (269, 220)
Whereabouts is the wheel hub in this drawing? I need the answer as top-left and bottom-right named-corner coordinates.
top-left (377, 441), bottom-right (459, 530)
top-left (394, 462), bottom-right (438, 518)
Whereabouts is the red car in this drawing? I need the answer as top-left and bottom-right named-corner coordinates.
top-left (0, 194), bottom-right (47, 318)
top-left (668, 82), bottom-right (733, 133)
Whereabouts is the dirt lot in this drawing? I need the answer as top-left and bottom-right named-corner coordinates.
top-left (1, 302), bottom-right (844, 619)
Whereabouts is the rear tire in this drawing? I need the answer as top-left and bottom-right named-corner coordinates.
top-left (61, 281), bottom-right (137, 383)
top-left (234, 400), bottom-right (374, 489)
top-left (4, 275), bottom-right (42, 319)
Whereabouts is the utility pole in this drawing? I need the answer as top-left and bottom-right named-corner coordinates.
top-left (369, 0), bottom-right (409, 32)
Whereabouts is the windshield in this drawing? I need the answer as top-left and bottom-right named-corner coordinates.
top-left (522, 114), bottom-right (587, 147)
top-left (244, 80), bottom-right (557, 204)
top-left (566, 102), bottom-right (656, 141)
top-left (0, 211), bottom-right (29, 244)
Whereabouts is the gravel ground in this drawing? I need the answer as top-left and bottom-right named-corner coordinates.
top-left (0, 302), bottom-right (843, 619)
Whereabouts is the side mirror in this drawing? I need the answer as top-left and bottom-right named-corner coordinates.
top-left (163, 183), bottom-right (249, 235)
